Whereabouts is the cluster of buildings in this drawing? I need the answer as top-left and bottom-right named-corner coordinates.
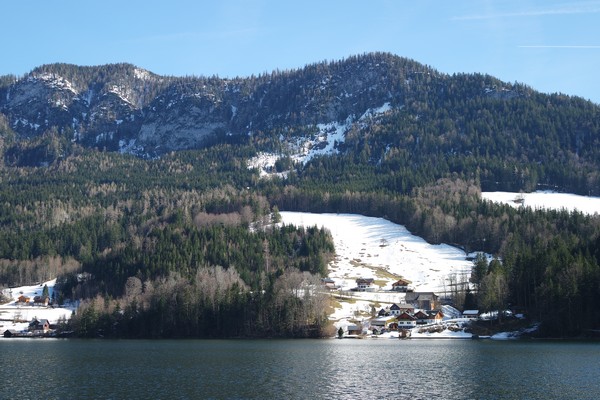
top-left (341, 278), bottom-right (482, 337)
top-left (370, 292), bottom-right (444, 333)
top-left (3, 318), bottom-right (55, 338)
top-left (341, 281), bottom-right (448, 336)
top-left (16, 294), bottom-right (50, 307)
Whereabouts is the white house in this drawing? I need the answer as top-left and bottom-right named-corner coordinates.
top-left (462, 310), bottom-right (480, 319)
top-left (396, 312), bottom-right (417, 329)
top-left (355, 278), bottom-right (375, 292)
top-left (389, 303), bottom-right (415, 316)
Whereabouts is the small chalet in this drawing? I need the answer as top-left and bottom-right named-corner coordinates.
top-left (3, 329), bottom-right (20, 338)
top-left (371, 315), bottom-right (397, 331)
top-left (396, 312), bottom-right (417, 329)
top-left (426, 310), bottom-right (444, 324)
top-left (462, 310), bottom-right (480, 319)
top-left (391, 278), bottom-right (412, 292)
top-left (405, 292), bottom-right (439, 311)
top-left (346, 324), bottom-right (362, 336)
top-left (355, 278), bottom-right (375, 292)
top-left (321, 278), bottom-right (337, 290)
top-left (33, 295), bottom-right (50, 306)
top-left (17, 295), bottom-right (30, 304)
top-left (389, 303), bottom-right (415, 316)
top-left (28, 318), bottom-right (50, 334)
top-left (414, 310), bottom-right (430, 325)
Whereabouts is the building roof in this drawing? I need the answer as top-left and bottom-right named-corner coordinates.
top-left (374, 315), bottom-right (397, 322)
top-left (390, 303), bottom-right (414, 310)
top-left (405, 292), bottom-right (439, 303)
top-left (392, 278), bottom-right (412, 286)
top-left (397, 312), bottom-right (417, 321)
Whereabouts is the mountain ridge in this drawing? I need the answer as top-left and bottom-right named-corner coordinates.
top-left (0, 53), bottom-right (515, 155)
top-left (1, 52), bottom-right (599, 194)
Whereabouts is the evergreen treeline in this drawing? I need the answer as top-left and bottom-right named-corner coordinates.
top-left (68, 223), bottom-right (335, 339)
top-left (0, 145), bottom-right (336, 337)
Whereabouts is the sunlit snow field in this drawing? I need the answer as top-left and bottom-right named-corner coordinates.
top-left (482, 191), bottom-right (600, 215)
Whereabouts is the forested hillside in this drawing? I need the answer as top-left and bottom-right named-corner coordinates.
top-left (1, 53), bottom-right (599, 337)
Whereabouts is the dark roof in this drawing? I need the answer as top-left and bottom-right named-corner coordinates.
top-left (405, 292), bottom-right (439, 302)
top-left (397, 312), bottom-right (417, 320)
top-left (29, 318), bottom-right (49, 327)
top-left (391, 303), bottom-right (414, 310)
top-left (427, 310), bottom-right (444, 317)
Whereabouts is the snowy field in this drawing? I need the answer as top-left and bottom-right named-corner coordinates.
top-left (482, 191), bottom-right (600, 215)
top-left (280, 212), bottom-right (472, 292)
top-left (0, 279), bottom-right (75, 333)
top-left (280, 212), bottom-right (474, 327)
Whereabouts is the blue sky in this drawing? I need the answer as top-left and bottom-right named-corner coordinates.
top-left (3, 0), bottom-right (600, 103)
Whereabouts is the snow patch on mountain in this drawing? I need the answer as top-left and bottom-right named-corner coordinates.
top-left (246, 152), bottom-right (285, 177)
top-left (33, 73), bottom-right (79, 94)
top-left (107, 85), bottom-right (135, 106)
top-left (359, 102), bottom-right (392, 121)
top-left (13, 118), bottom-right (41, 130)
top-left (248, 102), bottom-right (394, 177)
top-left (118, 139), bottom-right (148, 157)
top-left (134, 67), bottom-right (152, 81)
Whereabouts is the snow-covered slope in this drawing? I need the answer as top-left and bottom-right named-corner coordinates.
top-left (279, 212), bottom-right (473, 325)
top-left (281, 212), bottom-right (471, 292)
top-left (482, 191), bottom-right (600, 215)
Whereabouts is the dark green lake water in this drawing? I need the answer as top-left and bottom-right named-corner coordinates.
top-left (1, 338), bottom-right (599, 399)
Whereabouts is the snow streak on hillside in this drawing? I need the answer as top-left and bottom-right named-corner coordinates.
top-left (248, 103), bottom-right (392, 177)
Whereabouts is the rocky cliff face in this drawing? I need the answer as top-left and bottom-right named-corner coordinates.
top-left (0, 53), bottom-right (428, 157)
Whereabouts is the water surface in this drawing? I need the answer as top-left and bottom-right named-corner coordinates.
top-left (1, 338), bottom-right (599, 399)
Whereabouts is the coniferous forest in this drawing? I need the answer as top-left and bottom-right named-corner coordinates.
top-left (1, 53), bottom-right (600, 338)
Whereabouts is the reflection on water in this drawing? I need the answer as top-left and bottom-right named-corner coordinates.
top-left (1, 338), bottom-right (599, 399)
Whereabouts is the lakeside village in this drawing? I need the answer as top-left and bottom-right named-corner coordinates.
top-left (0, 277), bottom-right (528, 339)
top-left (329, 277), bottom-right (525, 340)
top-left (0, 280), bottom-right (75, 338)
